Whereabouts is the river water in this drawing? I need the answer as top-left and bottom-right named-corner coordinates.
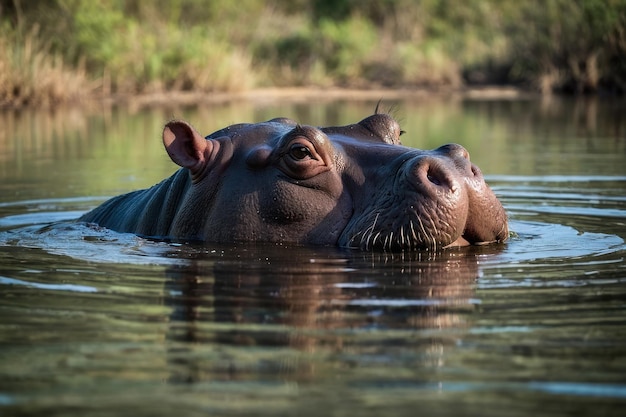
top-left (1, 96), bottom-right (625, 416)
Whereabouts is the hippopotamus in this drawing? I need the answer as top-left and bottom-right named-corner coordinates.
top-left (80, 113), bottom-right (508, 251)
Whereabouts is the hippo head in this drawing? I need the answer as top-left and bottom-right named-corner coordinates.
top-left (161, 113), bottom-right (508, 251)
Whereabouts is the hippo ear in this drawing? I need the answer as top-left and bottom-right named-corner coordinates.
top-left (357, 114), bottom-right (403, 145)
top-left (163, 120), bottom-right (210, 170)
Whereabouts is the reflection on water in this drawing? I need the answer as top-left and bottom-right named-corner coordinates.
top-left (0, 96), bottom-right (625, 416)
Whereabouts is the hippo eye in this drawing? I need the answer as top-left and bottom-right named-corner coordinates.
top-left (289, 143), bottom-right (314, 160)
top-left (277, 134), bottom-right (331, 180)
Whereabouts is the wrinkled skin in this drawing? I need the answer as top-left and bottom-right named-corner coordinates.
top-left (80, 113), bottom-right (508, 251)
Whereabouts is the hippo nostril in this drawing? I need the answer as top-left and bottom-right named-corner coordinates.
top-left (411, 158), bottom-right (458, 193)
top-left (426, 168), bottom-right (441, 186)
top-left (470, 163), bottom-right (483, 179)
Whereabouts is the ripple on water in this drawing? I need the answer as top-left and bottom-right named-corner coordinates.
top-left (0, 220), bottom-right (181, 266)
top-left (484, 175), bottom-right (626, 267)
top-left (1, 176), bottom-right (625, 278)
top-left (500, 220), bottom-right (625, 262)
top-left (0, 276), bottom-right (98, 293)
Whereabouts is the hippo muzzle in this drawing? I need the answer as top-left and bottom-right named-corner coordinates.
top-left (80, 113), bottom-right (508, 251)
top-left (338, 142), bottom-right (507, 251)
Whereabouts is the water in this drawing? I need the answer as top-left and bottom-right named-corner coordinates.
top-left (1, 96), bottom-right (625, 416)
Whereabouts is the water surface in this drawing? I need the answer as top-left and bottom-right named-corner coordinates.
top-left (1, 96), bottom-right (625, 416)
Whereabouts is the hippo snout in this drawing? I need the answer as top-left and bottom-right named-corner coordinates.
top-left (339, 140), bottom-right (507, 251)
top-left (339, 164), bottom-right (467, 250)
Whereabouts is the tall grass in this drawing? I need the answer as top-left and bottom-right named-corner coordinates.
top-left (69, 1), bottom-right (256, 94)
top-left (0, 0), bottom-right (624, 107)
top-left (0, 26), bottom-right (91, 107)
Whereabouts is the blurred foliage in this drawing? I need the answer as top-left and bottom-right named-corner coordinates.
top-left (0, 0), bottom-right (625, 106)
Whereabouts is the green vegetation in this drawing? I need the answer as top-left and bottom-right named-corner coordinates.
top-left (1, 0), bottom-right (625, 106)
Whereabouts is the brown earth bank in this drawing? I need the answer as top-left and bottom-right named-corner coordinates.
top-left (1, 86), bottom-right (537, 112)
top-left (116, 86), bottom-right (534, 105)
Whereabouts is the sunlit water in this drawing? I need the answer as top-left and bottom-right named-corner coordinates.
top-left (1, 97), bottom-right (625, 416)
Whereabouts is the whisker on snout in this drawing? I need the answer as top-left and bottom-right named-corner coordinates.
top-left (348, 212), bottom-right (445, 252)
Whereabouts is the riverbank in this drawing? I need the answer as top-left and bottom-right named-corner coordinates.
top-left (0, 85), bottom-right (537, 112)
top-left (2, 1), bottom-right (623, 109)
top-left (105, 85), bottom-right (534, 107)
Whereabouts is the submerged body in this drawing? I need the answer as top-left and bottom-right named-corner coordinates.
top-left (80, 113), bottom-right (508, 251)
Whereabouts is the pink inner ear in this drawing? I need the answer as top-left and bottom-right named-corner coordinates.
top-left (163, 120), bottom-right (210, 169)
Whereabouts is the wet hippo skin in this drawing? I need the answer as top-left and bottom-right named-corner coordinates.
top-left (80, 113), bottom-right (508, 251)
